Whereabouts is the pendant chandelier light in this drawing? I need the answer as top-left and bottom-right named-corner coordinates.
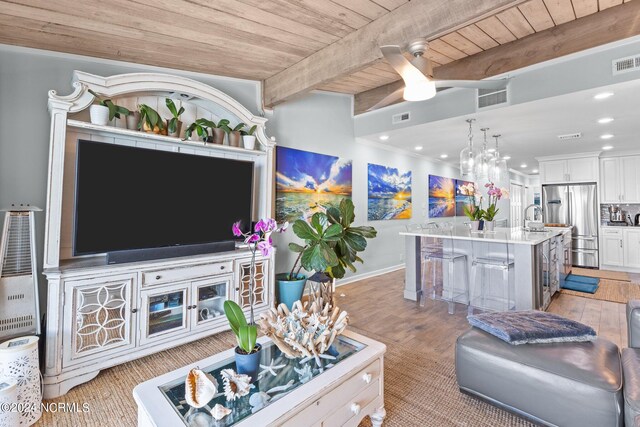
top-left (490, 134), bottom-right (509, 184)
top-left (459, 119), bottom-right (477, 178)
top-left (473, 127), bottom-right (492, 181)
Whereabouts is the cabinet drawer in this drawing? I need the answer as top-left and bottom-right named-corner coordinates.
top-left (322, 381), bottom-right (380, 427)
top-left (602, 228), bottom-right (623, 236)
top-left (142, 262), bottom-right (232, 286)
top-left (281, 359), bottom-right (381, 426)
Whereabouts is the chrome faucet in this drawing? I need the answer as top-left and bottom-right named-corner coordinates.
top-left (523, 204), bottom-right (542, 229)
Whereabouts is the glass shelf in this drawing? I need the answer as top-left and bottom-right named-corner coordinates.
top-left (159, 335), bottom-right (366, 426)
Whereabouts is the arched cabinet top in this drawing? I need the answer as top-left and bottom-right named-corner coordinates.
top-left (47, 71), bottom-right (272, 147)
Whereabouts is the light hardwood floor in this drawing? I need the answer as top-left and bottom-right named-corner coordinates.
top-left (338, 268), bottom-right (628, 353)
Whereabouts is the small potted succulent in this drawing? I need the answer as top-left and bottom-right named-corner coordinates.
top-left (210, 119), bottom-right (230, 144)
top-left (240, 125), bottom-right (257, 150)
top-left (88, 89), bottom-right (130, 126)
top-left (138, 104), bottom-right (165, 135)
top-left (223, 300), bottom-right (261, 382)
top-left (222, 123), bottom-right (245, 147)
top-left (165, 98), bottom-right (185, 138)
top-left (184, 118), bottom-right (213, 142)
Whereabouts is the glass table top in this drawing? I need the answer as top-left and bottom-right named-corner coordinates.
top-left (159, 335), bottom-right (366, 426)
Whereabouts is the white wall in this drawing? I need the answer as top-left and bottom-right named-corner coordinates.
top-left (268, 92), bottom-right (462, 283)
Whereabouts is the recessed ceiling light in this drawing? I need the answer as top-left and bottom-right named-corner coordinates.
top-left (594, 92), bottom-right (614, 100)
top-left (520, 163), bottom-right (527, 168)
top-left (600, 134), bottom-right (614, 139)
top-left (532, 169), bottom-right (539, 173)
top-left (502, 155), bottom-right (511, 160)
top-left (415, 146), bottom-right (423, 151)
top-left (379, 135), bottom-right (389, 141)
top-left (602, 145), bottom-right (614, 150)
top-left (598, 117), bottom-right (614, 124)
top-left (440, 154), bottom-right (448, 158)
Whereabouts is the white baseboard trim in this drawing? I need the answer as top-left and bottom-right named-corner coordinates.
top-left (334, 263), bottom-right (405, 288)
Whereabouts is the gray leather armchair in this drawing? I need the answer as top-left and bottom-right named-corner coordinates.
top-left (623, 300), bottom-right (640, 427)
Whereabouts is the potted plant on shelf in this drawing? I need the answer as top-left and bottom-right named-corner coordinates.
top-left (165, 98), bottom-right (185, 138)
top-left (184, 118), bottom-right (212, 142)
top-left (88, 89), bottom-right (130, 126)
top-left (223, 300), bottom-right (260, 381)
top-left (483, 182), bottom-right (509, 232)
top-left (240, 125), bottom-right (257, 150)
top-left (138, 104), bottom-right (165, 135)
top-left (459, 182), bottom-right (485, 231)
top-left (222, 122), bottom-right (245, 147)
top-left (211, 119), bottom-right (230, 144)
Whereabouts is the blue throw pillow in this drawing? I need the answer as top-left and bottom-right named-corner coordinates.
top-left (467, 311), bottom-right (597, 345)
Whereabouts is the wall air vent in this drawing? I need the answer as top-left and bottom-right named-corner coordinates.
top-left (557, 132), bottom-right (582, 140)
top-left (477, 86), bottom-right (508, 110)
top-left (392, 112), bottom-right (411, 124)
top-left (612, 54), bottom-right (640, 75)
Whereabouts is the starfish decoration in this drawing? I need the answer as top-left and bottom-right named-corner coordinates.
top-left (258, 359), bottom-right (287, 379)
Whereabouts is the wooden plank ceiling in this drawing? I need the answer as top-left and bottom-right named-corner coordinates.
top-left (0, 0), bottom-right (636, 112)
top-left (319, 0), bottom-right (634, 95)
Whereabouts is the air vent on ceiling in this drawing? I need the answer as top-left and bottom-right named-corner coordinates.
top-left (477, 86), bottom-right (508, 110)
top-left (392, 112), bottom-right (411, 124)
top-left (557, 132), bottom-right (582, 141)
top-left (612, 54), bottom-right (640, 75)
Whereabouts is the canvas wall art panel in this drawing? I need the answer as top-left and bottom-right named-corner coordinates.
top-left (275, 146), bottom-right (352, 223)
top-left (455, 179), bottom-right (476, 216)
top-left (428, 175), bottom-right (455, 218)
top-left (367, 163), bottom-right (412, 220)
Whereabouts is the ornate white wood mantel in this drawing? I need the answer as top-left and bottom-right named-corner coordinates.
top-left (42, 71), bottom-right (276, 398)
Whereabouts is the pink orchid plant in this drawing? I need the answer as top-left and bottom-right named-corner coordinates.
top-left (459, 182), bottom-right (485, 221)
top-left (232, 218), bottom-right (288, 323)
top-left (483, 182), bottom-right (509, 222)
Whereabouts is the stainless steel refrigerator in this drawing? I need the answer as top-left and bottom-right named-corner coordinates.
top-left (542, 184), bottom-right (599, 268)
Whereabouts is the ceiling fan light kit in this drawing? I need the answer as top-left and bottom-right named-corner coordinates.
top-left (403, 80), bottom-right (436, 101)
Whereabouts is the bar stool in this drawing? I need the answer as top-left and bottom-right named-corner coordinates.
top-left (470, 234), bottom-right (515, 312)
top-left (419, 223), bottom-right (470, 314)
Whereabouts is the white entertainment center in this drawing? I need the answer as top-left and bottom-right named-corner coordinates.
top-left (42, 71), bottom-right (276, 398)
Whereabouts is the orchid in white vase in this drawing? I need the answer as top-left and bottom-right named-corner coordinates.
top-left (232, 218), bottom-right (288, 324)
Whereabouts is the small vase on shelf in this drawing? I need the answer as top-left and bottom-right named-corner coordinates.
top-left (89, 105), bottom-right (110, 126)
top-left (484, 220), bottom-right (495, 232)
top-left (471, 220), bottom-right (484, 232)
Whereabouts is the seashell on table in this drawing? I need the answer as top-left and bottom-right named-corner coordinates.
top-left (184, 368), bottom-right (218, 409)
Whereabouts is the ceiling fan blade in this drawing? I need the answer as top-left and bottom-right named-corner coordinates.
top-left (366, 87), bottom-right (405, 112)
top-left (380, 45), bottom-right (428, 84)
top-left (434, 78), bottom-right (510, 90)
top-left (410, 55), bottom-right (433, 78)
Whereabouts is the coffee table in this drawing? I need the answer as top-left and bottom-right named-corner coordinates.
top-left (133, 330), bottom-right (386, 426)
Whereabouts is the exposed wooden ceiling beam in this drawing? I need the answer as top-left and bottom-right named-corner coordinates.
top-left (354, 0), bottom-right (640, 115)
top-left (262, 0), bottom-right (529, 108)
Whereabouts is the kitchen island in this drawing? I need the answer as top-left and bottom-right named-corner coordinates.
top-left (401, 226), bottom-right (572, 311)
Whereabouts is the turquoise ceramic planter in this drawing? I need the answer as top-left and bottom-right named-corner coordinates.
top-left (276, 273), bottom-right (307, 310)
top-left (235, 343), bottom-right (262, 382)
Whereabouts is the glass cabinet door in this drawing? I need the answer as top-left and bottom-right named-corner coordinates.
top-left (140, 284), bottom-right (189, 345)
top-left (192, 276), bottom-right (232, 330)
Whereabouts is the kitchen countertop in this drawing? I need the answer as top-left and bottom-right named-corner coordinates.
top-left (400, 226), bottom-right (564, 245)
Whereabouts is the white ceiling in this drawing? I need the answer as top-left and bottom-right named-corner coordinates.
top-left (361, 77), bottom-right (640, 175)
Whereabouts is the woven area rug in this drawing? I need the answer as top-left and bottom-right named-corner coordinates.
top-left (560, 279), bottom-right (640, 304)
top-left (572, 267), bottom-right (630, 282)
top-left (36, 328), bottom-right (532, 427)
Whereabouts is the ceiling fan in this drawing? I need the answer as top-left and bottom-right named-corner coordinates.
top-left (369, 38), bottom-right (510, 111)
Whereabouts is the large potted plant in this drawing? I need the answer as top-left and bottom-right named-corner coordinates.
top-left (223, 300), bottom-right (260, 382)
top-left (88, 89), bottom-right (130, 126)
top-left (165, 98), bottom-right (185, 138)
top-left (460, 182), bottom-right (484, 231)
top-left (482, 182), bottom-right (509, 232)
top-left (280, 199), bottom-right (377, 307)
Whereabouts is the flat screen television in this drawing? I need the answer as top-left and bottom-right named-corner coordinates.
top-left (73, 139), bottom-right (254, 262)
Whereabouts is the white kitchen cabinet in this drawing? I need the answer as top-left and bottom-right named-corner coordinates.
top-left (600, 156), bottom-right (640, 203)
top-left (625, 229), bottom-right (640, 269)
top-left (539, 157), bottom-right (598, 184)
top-left (601, 228), bottom-right (624, 266)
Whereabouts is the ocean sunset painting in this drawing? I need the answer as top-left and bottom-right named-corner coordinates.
top-left (275, 146), bottom-right (352, 223)
top-left (428, 175), bottom-right (455, 218)
top-left (367, 163), bottom-right (412, 220)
